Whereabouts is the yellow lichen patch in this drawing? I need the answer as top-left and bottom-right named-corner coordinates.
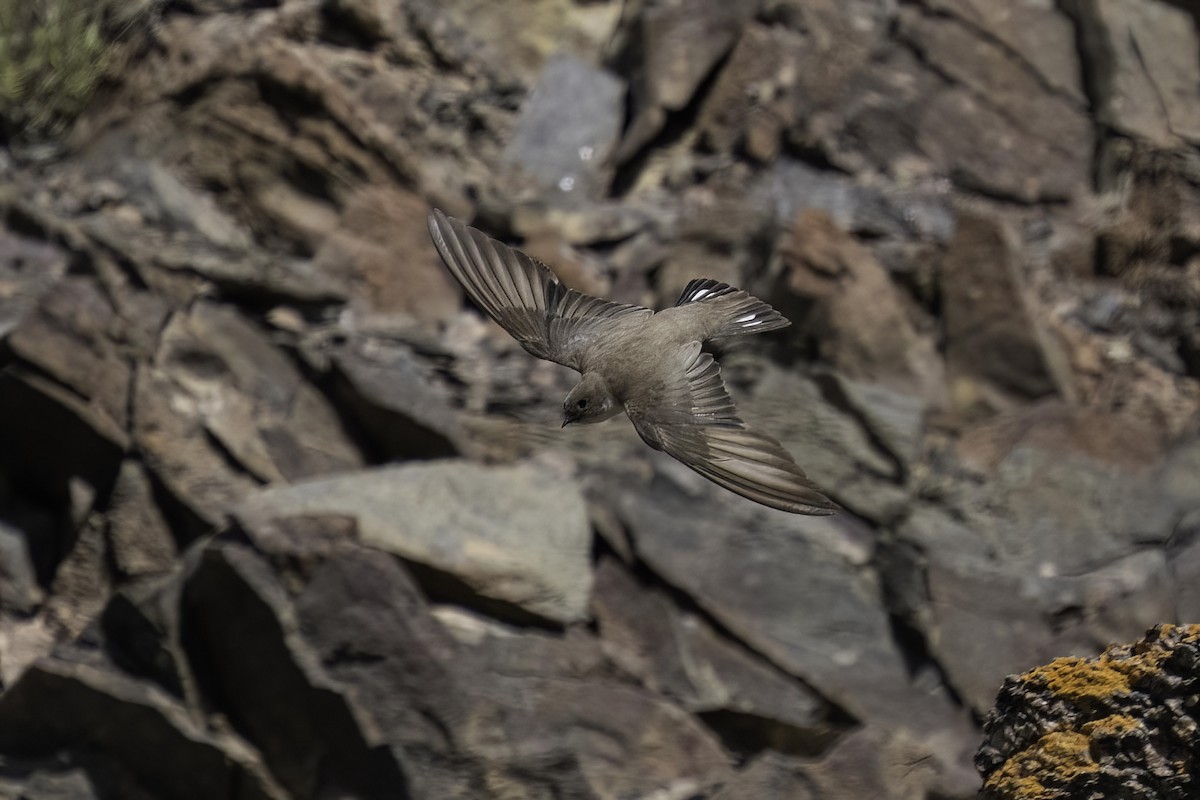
top-left (1096, 624), bottom-right (1200, 683)
top-left (985, 731), bottom-right (1099, 799)
top-left (1081, 714), bottom-right (1141, 737)
top-left (1023, 657), bottom-right (1131, 701)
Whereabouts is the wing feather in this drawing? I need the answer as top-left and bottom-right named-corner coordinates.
top-left (627, 343), bottom-right (837, 515)
top-left (428, 209), bottom-right (650, 368)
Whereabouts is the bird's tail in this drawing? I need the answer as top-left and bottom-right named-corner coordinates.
top-left (674, 278), bottom-right (790, 341)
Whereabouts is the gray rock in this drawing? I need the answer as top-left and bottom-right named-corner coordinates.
top-left (238, 460), bottom-right (594, 624)
top-left (5, 276), bottom-right (131, 436)
top-left (775, 211), bottom-right (946, 410)
top-left (900, 5), bottom-right (1092, 199)
top-left (899, 412), bottom-right (1200, 713)
top-left (758, 158), bottom-right (957, 242)
top-left (327, 338), bottom-right (462, 461)
top-left (296, 542), bottom-right (731, 800)
top-left (592, 558), bottom-right (832, 754)
top-left (610, 468), bottom-right (969, 750)
top-left (1068, 0), bottom-right (1200, 145)
top-left (0, 521), bottom-right (42, 614)
top-left (503, 54), bottom-right (626, 200)
top-left (0, 658), bottom-right (284, 800)
top-left (0, 230), bottom-right (69, 339)
top-left (181, 543), bottom-right (411, 799)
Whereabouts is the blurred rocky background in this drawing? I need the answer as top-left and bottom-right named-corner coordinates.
top-left (0, 0), bottom-right (1198, 797)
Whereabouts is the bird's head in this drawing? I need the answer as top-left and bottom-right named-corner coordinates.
top-left (562, 374), bottom-right (619, 427)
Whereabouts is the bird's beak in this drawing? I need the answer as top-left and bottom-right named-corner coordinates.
top-left (561, 417), bottom-right (571, 428)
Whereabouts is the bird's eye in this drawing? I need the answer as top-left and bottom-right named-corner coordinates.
top-left (576, 398), bottom-right (588, 409)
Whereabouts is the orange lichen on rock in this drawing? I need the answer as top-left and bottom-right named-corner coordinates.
top-left (1022, 657), bottom-right (1131, 701)
top-left (978, 624), bottom-right (1200, 799)
top-left (984, 731), bottom-right (1098, 799)
top-left (1080, 713), bottom-right (1141, 737)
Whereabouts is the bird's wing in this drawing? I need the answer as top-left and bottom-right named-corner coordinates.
top-left (625, 342), bottom-right (838, 515)
top-left (428, 209), bottom-right (651, 369)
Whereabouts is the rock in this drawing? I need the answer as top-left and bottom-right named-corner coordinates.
top-left (0, 230), bottom-right (69, 338)
top-left (105, 460), bottom-right (178, 579)
top-left (826, 374), bottom-right (926, 472)
top-left (295, 542), bottom-right (731, 799)
top-left (159, 302), bottom-right (363, 482)
top-left (406, 0), bottom-right (620, 87)
top-left (777, 210), bottom-right (945, 408)
top-left (899, 4), bottom-right (1092, 201)
top-left (699, 23), bottom-right (806, 163)
top-left (592, 558), bottom-right (832, 755)
top-left (181, 543), bottom-right (411, 799)
top-left (0, 658), bottom-right (283, 800)
top-left (326, 337), bottom-right (463, 461)
top-left (977, 624), bottom-right (1200, 799)
top-left (311, 185), bottom-right (461, 324)
top-left (618, 0), bottom-right (760, 160)
top-left (756, 158), bottom-right (956, 242)
top-left (237, 460), bottom-right (594, 624)
top-left (710, 752), bottom-right (819, 800)
top-left (807, 727), bottom-right (968, 800)
top-left (940, 213), bottom-right (1073, 413)
top-left (502, 54), bottom-right (627, 200)
top-left (41, 516), bottom-right (112, 642)
top-left (0, 521), bottom-right (42, 614)
top-left (609, 463), bottom-right (971, 764)
top-left (897, 409), bottom-right (1200, 713)
top-left (920, 0), bottom-right (1086, 103)
top-left (5, 276), bottom-right (131, 436)
top-left (99, 573), bottom-right (192, 702)
top-left (131, 366), bottom-right (261, 528)
top-left (1068, 0), bottom-right (1200, 145)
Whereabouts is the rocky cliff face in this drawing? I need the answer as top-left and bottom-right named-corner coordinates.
top-left (0, 0), bottom-right (1197, 798)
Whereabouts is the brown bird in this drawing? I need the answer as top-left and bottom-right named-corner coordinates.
top-left (427, 209), bottom-right (837, 515)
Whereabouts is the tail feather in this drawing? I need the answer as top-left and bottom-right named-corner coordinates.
top-left (675, 278), bottom-right (790, 340)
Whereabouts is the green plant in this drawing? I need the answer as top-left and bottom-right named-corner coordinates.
top-left (0, 0), bottom-right (139, 140)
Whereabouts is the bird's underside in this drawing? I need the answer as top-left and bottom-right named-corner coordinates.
top-left (427, 209), bottom-right (838, 515)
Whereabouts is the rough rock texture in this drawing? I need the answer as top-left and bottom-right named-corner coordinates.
top-left (978, 624), bottom-right (1200, 799)
top-left (0, 0), bottom-right (1198, 798)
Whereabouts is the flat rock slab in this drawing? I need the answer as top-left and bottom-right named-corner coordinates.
top-left (238, 460), bottom-right (593, 624)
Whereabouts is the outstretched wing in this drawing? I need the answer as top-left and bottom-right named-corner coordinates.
top-left (428, 209), bottom-right (651, 369)
top-left (626, 342), bottom-right (837, 515)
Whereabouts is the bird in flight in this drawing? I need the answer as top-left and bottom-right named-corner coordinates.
top-left (427, 209), bottom-right (837, 515)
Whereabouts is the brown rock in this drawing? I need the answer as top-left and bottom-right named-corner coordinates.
top-left (941, 213), bottom-right (1074, 414)
top-left (6, 276), bottom-right (130, 434)
top-left (699, 24), bottom-right (806, 163)
top-left (592, 558), bottom-right (831, 754)
top-left (900, 6), bottom-right (1092, 201)
top-left (106, 459), bottom-right (178, 578)
top-left (619, 0), bottom-right (760, 160)
top-left (313, 186), bottom-right (460, 324)
top-left (155, 302), bottom-right (363, 484)
top-left (921, 0), bottom-right (1086, 103)
top-left (780, 210), bottom-right (945, 405)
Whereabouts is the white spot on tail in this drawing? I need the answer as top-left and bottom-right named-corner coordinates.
top-left (692, 289), bottom-right (709, 300)
top-left (736, 313), bottom-right (757, 323)
top-left (743, 319), bottom-right (765, 327)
